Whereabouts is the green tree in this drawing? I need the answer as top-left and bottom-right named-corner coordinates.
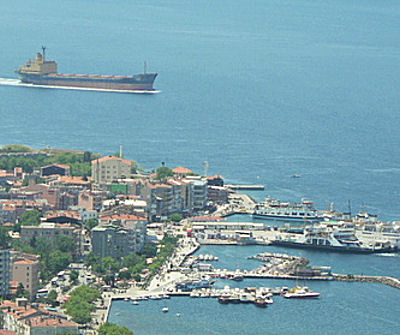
top-left (65, 285), bottom-right (101, 324)
top-left (46, 290), bottom-right (58, 307)
top-left (156, 166), bottom-right (173, 180)
top-left (84, 219), bottom-right (98, 231)
top-left (83, 151), bottom-right (92, 162)
top-left (19, 209), bottom-right (42, 226)
top-left (47, 250), bottom-right (72, 275)
top-left (141, 244), bottom-right (157, 258)
top-left (168, 213), bottom-right (182, 222)
top-left (84, 252), bottom-right (98, 268)
top-left (99, 322), bottom-right (134, 335)
top-left (16, 283), bottom-right (28, 298)
top-left (69, 285), bottom-right (101, 303)
top-left (102, 257), bottom-right (120, 273)
top-left (55, 235), bottom-right (75, 253)
top-left (70, 270), bottom-right (79, 285)
top-left (122, 253), bottom-right (144, 268)
top-left (0, 144), bottom-right (33, 153)
top-left (0, 227), bottom-right (11, 248)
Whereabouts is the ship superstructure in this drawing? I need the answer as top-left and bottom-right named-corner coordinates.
top-left (16, 47), bottom-right (157, 91)
top-left (253, 198), bottom-right (320, 221)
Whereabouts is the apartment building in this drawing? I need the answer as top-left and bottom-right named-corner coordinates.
top-left (91, 156), bottom-right (132, 184)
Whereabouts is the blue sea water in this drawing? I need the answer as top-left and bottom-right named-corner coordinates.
top-left (109, 246), bottom-right (400, 335)
top-left (1, 0), bottom-right (400, 333)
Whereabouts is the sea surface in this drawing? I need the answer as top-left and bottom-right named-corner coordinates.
top-left (1, 0), bottom-right (400, 334)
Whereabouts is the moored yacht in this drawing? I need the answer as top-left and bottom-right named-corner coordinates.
top-left (283, 286), bottom-right (320, 299)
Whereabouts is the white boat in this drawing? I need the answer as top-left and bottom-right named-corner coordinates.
top-left (253, 198), bottom-right (320, 221)
top-left (283, 286), bottom-right (320, 299)
top-left (162, 307), bottom-right (169, 313)
top-left (131, 300), bottom-right (139, 305)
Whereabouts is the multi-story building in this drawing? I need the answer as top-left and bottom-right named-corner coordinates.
top-left (141, 183), bottom-right (173, 221)
top-left (78, 190), bottom-right (106, 211)
top-left (91, 225), bottom-right (132, 258)
top-left (11, 255), bottom-right (39, 299)
top-left (0, 249), bottom-right (10, 298)
top-left (99, 214), bottom-right (147, 253)
top-left (20, 222), bottom-right (82, 256)
top-left (91, 156), bottom-right (132, 184)
top-left (185, 176), bottom-right (208, 213)
top-left (0, 299), bottom-right (78, 335)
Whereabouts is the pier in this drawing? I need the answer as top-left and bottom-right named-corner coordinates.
top-left (225, 184), bottom-right (265, 191)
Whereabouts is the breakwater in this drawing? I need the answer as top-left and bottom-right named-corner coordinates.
top-left (333, 274), bottom-right (400, 289)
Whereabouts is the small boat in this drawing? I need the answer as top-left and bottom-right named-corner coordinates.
top-left (283, 286), bottom-right (320, 299)
top-left (176, 313), bottom-right (181, 317)
top-left (232, 275), bottom-right (244, 281)
top-left (218, 296), bottom-right (230, 304)
top-left (162, 307), bottom-right (169, 313)
top-left (254, 299), bottom-right (267, 307)
top-left (149, 295), bottom-right (162, 300)
top-left (131, 300), bottom-right (139, 305)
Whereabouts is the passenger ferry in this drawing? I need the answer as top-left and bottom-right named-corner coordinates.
top-left (253, 198), bottom-right (321, 221)
top-left (272, 224), bottom-right (397, 253)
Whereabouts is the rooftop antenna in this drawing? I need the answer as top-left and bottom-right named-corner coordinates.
top-left (203, 161), bottom-right (209, 177)
top-left (41, 46), bottom-right (46, 61)
top-left (144, 61), bottom-right (147, 74)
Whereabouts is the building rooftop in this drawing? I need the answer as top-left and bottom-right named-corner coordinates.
top-left (91, 155), bottom-right (132, 165)
top-left (172, 166), bottom-right (193, 174)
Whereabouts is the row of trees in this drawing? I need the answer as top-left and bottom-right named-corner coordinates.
top-left (99, 323), bottom-right (134, 335)
top-left (85, 235), bottom-right (178, 286)
top-left (64, 285), bottom-right (101, 324)
top-left (0, 151), bottom-right (96, 176)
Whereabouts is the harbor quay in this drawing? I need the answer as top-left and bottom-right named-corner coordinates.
top-left (97, 235), bottom-right (400, 325)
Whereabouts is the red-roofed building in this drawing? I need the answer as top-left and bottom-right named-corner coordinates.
top-left (91, 156), bottom-right (132, 184)
top-left (0, 299), bottom-right (78, 335)
top-left (172, 166), bottom-right (193, 177)
top-left (12, 256), bottom-right (39, 298)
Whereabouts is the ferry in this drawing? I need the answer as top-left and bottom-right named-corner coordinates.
top-left (272, 224), bottom-right (398, 253)
top-left (253, 198), bottom-right (321, 221)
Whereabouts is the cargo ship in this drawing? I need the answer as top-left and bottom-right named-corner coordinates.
top-left (15, 47), bottom-right (157, 92)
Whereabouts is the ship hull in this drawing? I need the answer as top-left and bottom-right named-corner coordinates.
top-left (16, 72), bottom-right (157, 91)
top-left (271, 240), bottom-right (398, 254)
top-left (253, 213), bottom-right (321, 222)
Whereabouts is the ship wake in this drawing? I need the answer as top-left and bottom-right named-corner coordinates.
top-left (0, 77), bottom-right (160, 94)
